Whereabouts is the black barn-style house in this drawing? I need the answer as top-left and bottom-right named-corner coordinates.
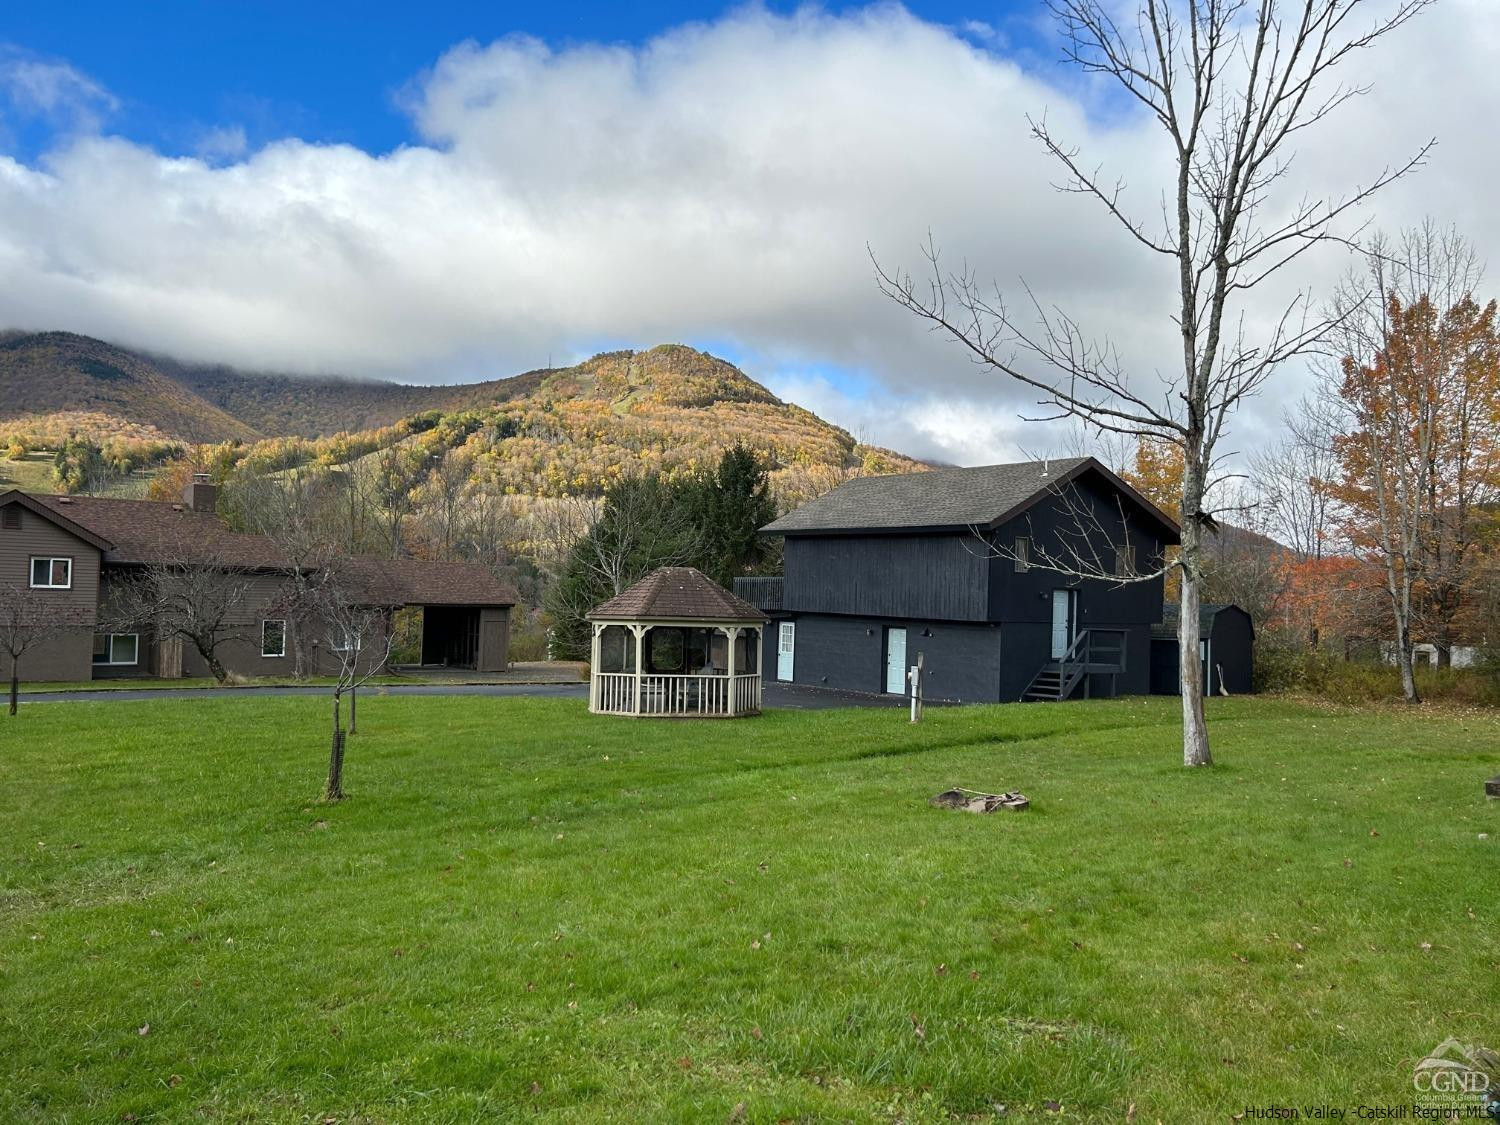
top-left (736, 457), bottom-right (1185, 704)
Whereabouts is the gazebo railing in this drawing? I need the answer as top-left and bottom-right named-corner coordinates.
top-left (593, 672), bottom-right (762, 716)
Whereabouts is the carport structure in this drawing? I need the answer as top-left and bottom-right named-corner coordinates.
top-left (347, 558), bottom-right (516, 673)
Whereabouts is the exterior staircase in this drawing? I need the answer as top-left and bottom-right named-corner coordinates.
top-left (1021, 629), bottom-right (1128, 702)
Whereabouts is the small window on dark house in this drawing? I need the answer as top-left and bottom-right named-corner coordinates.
top-left (1, 507), bottom-right (20, 530)
top-left (1115, 544), bottom-right (1136, 577)
top-left (261, 620), bottom-right (287, 658)
top-left (1013, 537), bottom-right (1030, 572)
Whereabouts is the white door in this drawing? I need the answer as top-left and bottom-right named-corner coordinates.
top-left (885, 627), bottom-right (907, 694)
top-left (776, 621), bottom-right (795, 681)
top-left (1050, 590), bottom-right (1075, 659)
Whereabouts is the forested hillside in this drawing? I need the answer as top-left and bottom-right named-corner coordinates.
top-left (0, 333), bottom-right (922, 502)
top-left (0, 332), bottom-right (259, 443)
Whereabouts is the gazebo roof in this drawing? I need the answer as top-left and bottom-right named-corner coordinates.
top-left (587, 567), bottom-right (768, 624)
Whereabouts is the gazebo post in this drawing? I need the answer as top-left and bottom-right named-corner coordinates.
top-left (725, 626), bottom-right (740, 716)
top-left (630, 623), bottom-right (647, 716)
top-left (589, 622), bottom-right (604, 713)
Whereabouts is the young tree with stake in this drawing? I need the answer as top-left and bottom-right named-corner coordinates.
top-left (0, 582), bottom-right (92, 715)
top-left (877, 0), bottom-right (1432, 765)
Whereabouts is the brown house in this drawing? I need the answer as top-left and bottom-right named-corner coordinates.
top-left (0, 478), bottom-right (515, 683)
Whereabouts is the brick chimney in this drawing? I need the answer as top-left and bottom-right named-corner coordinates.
top-left (184, 472), bottom-right (218, 514)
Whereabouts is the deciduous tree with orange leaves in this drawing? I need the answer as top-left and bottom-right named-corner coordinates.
top-left (1324, 225), bottom-right (1500, 701)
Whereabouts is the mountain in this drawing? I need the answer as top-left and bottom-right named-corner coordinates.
top-left (0, 330), bottom-right (536, 440)
top-left (153, 356), bottom-right (548, 438)
top-left (0, 332), bottom-right (923, 499)
top-left (0, 332), bottom-right (261, 443)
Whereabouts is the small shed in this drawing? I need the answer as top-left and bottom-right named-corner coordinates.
top-left (587, 567), bottom-right (768, 717)
top-left (1150, 603), bottom-right (1255, 696)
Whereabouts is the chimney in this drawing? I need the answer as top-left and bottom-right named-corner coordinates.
top-left (184, 472), bottom-right (218, 514)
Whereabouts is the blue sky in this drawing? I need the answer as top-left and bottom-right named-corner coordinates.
top-left (4, 1), bottom-right (1044, 159)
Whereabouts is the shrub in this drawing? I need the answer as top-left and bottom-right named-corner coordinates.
top-left (1255, 640), bottom-right (1500, 706)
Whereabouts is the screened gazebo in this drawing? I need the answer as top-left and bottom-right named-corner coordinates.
top-left (588, 567), bottom-right (768, 717)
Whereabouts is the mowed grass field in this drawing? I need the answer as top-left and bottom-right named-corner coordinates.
top-left (2, 694), bottom-right (1497, 1122)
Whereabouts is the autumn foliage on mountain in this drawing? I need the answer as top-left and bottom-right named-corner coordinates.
top-left (0, 334), bottom-right (922, 503)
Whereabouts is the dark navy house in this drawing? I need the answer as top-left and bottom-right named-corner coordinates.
top-left (736, 457), bottom-right (1188, 704)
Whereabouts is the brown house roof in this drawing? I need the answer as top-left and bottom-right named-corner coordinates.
top-left (342, 556), bottom-right (515, 608)
top-left (33, 493), bottom-right (287, 568)
top-left (19, 492), bottom-right (515, 607)
top-left (588, 567), bottom-right (767, 623)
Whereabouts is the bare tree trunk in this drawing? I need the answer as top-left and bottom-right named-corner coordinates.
top-left (1178, 470), bottom-right (1211, 766)
top-left (325, 692), bottom-right (345, 800)
top-left (8, 667), bottom-right (18, 717)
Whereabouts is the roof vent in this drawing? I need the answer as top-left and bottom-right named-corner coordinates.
top-left (57, 496), bottom-right (73, 504)
top-left (172, 504), bottom-right (183, 511)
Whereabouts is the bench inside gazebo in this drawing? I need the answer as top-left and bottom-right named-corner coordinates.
top-left (587, 567), bottom-right (768, 717)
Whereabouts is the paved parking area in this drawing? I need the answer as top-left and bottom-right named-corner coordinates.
top-left (20, 680), bottom-right (917, 710)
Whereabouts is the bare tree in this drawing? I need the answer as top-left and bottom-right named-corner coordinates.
top-left (877, 0), bottom-right (1432, 765)
top-left (113, 553), bottom-right (260, 684)
top-left (416, 450), bottom-right (475, 561)
top-left (232, 467), bottom-right (342, 677)
top-left (364, 443), bottom-right (427, 559)
top-left (457, 487), bottom-right (522, 581)
top-left (1248, 395), bottom-right (1344, 560)
top-left (309, 566), bottom-right (395, 800)
top-left (0, 582), bottom-right (93, 715)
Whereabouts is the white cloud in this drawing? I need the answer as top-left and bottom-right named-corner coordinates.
top-left (195, 124), bottom-right (248, 162)
top-left (0, 4), bottom-right (1492, 466)
top-left (0, 49), bottom-right (118, 133)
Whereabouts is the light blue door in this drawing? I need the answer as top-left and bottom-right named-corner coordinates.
top-left (776, 622), bottom-right (795, 681)
top-left (885, 628), bottom-right (907, 694)
top-left (1050, 590), bottom-right (1075, 659)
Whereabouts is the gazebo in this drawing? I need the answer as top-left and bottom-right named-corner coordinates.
top-left (587, 567), bottom-right (768, 717)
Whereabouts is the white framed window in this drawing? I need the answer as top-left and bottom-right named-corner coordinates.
top-left (30, 556), bottom-right (72, 589)
top-left (1013, 537), bottom-right (1030, 572)
top-left (92, 633), bottom-right (138, 666)
top-left (261, 619), bottom-right (287, 658)
top-left (331, 628), bottom-right (361, 654)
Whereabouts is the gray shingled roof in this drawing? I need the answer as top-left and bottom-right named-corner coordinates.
top-left (1152, 603), bottom-right (1250, 639)
top-left (588, 567), bottom-right (767, 623)
top-left (762, 456), bottom-right (1177, 537)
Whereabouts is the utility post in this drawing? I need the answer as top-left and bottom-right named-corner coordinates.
top-left (909, 651), bottom-right (924, 723)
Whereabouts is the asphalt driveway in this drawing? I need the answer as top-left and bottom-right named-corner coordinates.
top-left (19, 680), bottom-right (912, 710)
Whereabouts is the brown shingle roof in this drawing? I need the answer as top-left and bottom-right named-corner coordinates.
top-left (341, 556), bottom-right (515, 608)
top-left (34, 493), bottom-right (287, 568)
top-left (27, 493), bottom-right (514, 607)
top-left (588, 567), bottom-right (767, 623)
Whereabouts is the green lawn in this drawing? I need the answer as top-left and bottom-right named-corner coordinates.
top-left (2, 695), bottom-right (1496, 1122)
